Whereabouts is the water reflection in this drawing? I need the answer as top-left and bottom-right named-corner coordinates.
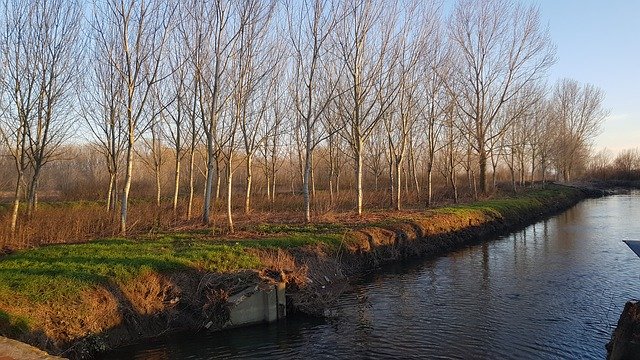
top-left (105, 194), bottom-right (640, 360)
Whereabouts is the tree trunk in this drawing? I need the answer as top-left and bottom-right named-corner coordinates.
top-left (226, 161), bottom-right (234, 233)
top-left (530, 150), bottom-right (537, 186)
top-left (510, 152), bottom-right (517, 193)
top-left (155, 164), bottom-right (161, 207)
top-left (404, 166), bottom-right (409, 202)
top-left (10, 173), bottom-right (23, 234)
top-left (265, 172), bottom-right (271, 201)
top-left (271, 171), bottom-right (277, 203)
top-left (328, 157), bottom-right (335, 207)
top-left (395, 160), bottom-right (401, 211)
top-left (172, 154), bottom-right (180, 212)
top-left (412, 158), bottom-right (420, 201)
top-left (451, 170), bottom-right (458, 204)
top-left (471, 170), bottom-right (478, 200)
top-left (215, 157), bottom-right (222, 201)
top-left (426, 163), bottom-right (433, 207)
top-left (187, 149), bottom-right (195, 220)
top-left (491, 162), bottom-right (498, 191)
top-left (26, 167), bottom-right (41, 217)
top-left (356, 143), bottom-right (363, 215)
top-left (203, 137), bottom-right (215, 224)
top-left (478, 147), bottom-right (487, 194)
top-left (120, 138), bottom-right (134, 235)
top-left (303, 148), bottom-right (312, 222)
top-left (244, 153), bottom-right (253, 214)
top-left (388, 155), bottom-right (394, 209)
top-left (107, 172), bottom-right (116, 212)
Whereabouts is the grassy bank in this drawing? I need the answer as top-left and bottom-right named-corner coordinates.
top-left (0, 184), bottom-right (591, 358)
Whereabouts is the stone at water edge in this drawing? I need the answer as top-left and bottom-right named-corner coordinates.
top-left (607, 301), bottom-right (640, 360)
top-left (0, 336), bottom-right (65, 360)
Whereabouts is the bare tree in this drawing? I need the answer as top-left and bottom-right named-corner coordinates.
top-left (287, 0), bottom-right (343, 222)
top-left (216, 0), bottom-right (271, 232)
top-left (237, 1), bottom-right (277, 214)
top-left (138, 87), bottom-right (168, 207)
top-left (84, 24), bottom-right (126, 212)
top-left (336, 0), bottom-right (400, 215)
top-left (550, 78), bottom-right (607, 181)
top-left (420, 16), bottom-right (449, 206)
top-left (180, 0), bottom-right (213, 220)
top-left (365, 124), bottom-right (385, 192)
top-left (199, 0), bottom-right (240, 225)
top-left (448, 0), bottom-right (555, 194)
top-left (0, 0), bottom-right (38, 232)
top-left (612, 149), bottom-right (640, 179)
top-left (383, 3), bottom-right (429, 210)
top-left (25, 0), bottom-right (83, 214)
top-left (95, 0), bottom-right (175, 235)
top-left (164, 24), bottom-right (190, 213)
top-left (259, 90), bottom-right (286, 204)
top-left (0, 0), bottom-right (82, 230)
top-left (438, 101), bottom-right (463, 203)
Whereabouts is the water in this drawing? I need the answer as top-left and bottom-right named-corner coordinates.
top-left (106, 194), bottom-right (640, 359)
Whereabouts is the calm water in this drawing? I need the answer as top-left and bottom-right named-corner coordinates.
top-left (106, 193), bottom-right (640, 359)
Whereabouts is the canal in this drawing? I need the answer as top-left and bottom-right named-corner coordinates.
top-left (106, 193), bottom-right (640, 359)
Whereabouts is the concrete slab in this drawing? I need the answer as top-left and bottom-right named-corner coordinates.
top-left (227, 282), bottom-right (286, 327)
top-left (0, 336), bottom-right (64, 360)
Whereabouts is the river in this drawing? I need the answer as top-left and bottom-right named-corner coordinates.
top-left (105, 193), bottom-right (640, 359)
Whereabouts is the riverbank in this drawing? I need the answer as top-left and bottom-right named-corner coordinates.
top-left (0, 184), bottom-right (596, 359)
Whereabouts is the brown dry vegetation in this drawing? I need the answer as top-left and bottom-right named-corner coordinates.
top-left (0, 184), bottom-right (595, 359)
top-left (0, 184), bottom-right (478, 250)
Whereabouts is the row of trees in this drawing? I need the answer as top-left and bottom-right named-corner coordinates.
top-left (589, 148), bottom-right (640, 181)
top-left (0, 0), bottom-right (607, 235)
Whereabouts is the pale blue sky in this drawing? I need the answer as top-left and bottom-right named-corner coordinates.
top-left (538, 0), bottom-right (640, 152)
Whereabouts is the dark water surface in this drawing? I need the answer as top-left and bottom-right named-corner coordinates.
top-left (106, 194), bottom-right (640, 359)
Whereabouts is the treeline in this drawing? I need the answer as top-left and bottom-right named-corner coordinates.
top-left (0, 0), bottom-right (608, 235)
top-left (588, 148), bottom-right (640, 181)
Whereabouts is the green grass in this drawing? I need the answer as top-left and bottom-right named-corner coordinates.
top-left (0, 184), bottom-right (580, 306)
top-left (0, 237), bottom-right (262, 303)
top-left (0, 231), bottom-right (350, 304)
top-left (432, 185), bottom-right (579, 219)
top-left (0, 310), bottom-right (31, 336)
top-left (253, 223), bottom-right (347, 234)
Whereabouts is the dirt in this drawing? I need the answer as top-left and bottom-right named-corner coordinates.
top-left (1, 186), bottom-right (595, 359)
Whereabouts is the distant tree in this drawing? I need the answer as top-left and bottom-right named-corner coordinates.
top-left (448, 0), bottom-right (555, 194)
top-left (550, 79), bottom-right (608, 181)
top-left (613, 148), bottom-right (640, 179)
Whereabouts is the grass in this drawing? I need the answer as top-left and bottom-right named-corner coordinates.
top-left (0, 231), bottom-right (351, 304)
top-left (0, 184), bottom-right (580, 306)
top-left (433, 185), bottom-right (579, 219)
top-left (0, 310), bottom-right (30, 337)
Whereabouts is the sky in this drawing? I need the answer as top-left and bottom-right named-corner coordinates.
top-left (536, 0), bottom-right (640, 153)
